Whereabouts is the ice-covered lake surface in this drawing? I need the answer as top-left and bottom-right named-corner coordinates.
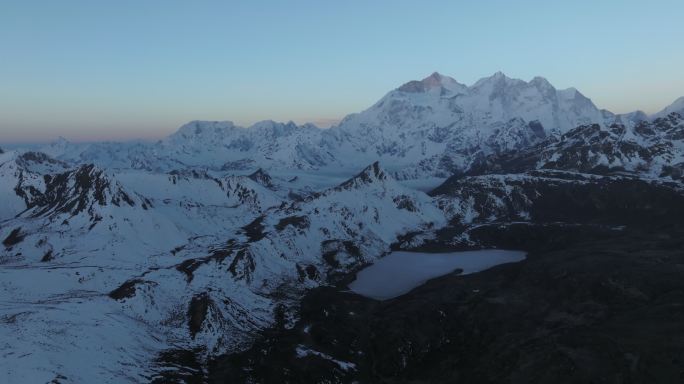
top-left (349, 250), bottom-right (527, 300)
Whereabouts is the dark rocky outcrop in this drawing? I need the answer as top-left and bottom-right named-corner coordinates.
top-left (241, 216), bottom-right (266, 242)
top-left (109, 279), bottom-right (145, 300)
top-left (188, 293), bottom-right (212, 338)
top-left (40, 250), bottom-right (54, 262)
top-left (209, 225), bottom-right (684, 384)
top-left (275, 216), bottom-right (310, 231)
top-left (109, 279), bottom-right (158, 301)
top-left (2, 227), bottom-right (25, 247)
top-left (465, 113), bottom-right (684, 178)
top-left (336, 161), bottom-right (388, 191)
top-left (27, 164), bottom-right (136, 218)
top-left (248, 168), bottom-right (276, 189)
top-left (431, 172), bottom-right (684, 228)
top-left (176, 246), bottom-right (235, 282)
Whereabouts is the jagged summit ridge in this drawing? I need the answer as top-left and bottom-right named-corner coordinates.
top-left (321, 71), bottom-right (612, 178)
top-left (397, 72), bottom-right (466, 93)
top-left (28, 164), bottom-right (139, 218)
top-left (654, 96), bottom-right (684, 118)
top-left (336, 161), bottom-right (389, 190)
top-left (465, 112), bottom-right (684, 180)
top-left (36, 71), bottom-right (684, 180)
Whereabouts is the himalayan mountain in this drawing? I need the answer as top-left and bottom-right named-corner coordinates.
top-left (41, 72), bottom-right (684, 179)
top-left (1, 72), bottom-right (684, 384)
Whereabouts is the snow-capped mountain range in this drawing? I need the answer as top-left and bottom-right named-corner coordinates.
top-left (1, 72), bottom-right (683, 383)
top-left (39, 72), bottom-right (684, 178)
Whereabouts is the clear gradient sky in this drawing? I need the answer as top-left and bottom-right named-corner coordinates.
top-left (1, 0), bottom-right (683, 143)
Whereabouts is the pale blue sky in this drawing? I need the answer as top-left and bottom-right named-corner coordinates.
top-left (1, 0), bottom-right (683, 142)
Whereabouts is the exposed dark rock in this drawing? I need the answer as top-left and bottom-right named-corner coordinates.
top-left (241, 216), bottom-right (266, 242)
top-left (336, 161), bottom-right (387, 191)
top-left (176, 259), bottom-right (205, 281)
top-left (342, 241), bottom-right (361, 257)
top-left (393, 195), bottom-right (417, 211)
top-left (248, 168), bottom-right (275, 189)
top-left (321, 250), bottom-right (340, 269)
top-left (296, 264), bottom-right (320, 283)
top-left (49, 374), bottom-right (68, 384)
top-left (660, 163), bottom-right (684, 181)
top-left (188, 292), bottom-right (211, 338)
top-left (3, 227), bottom-right (25, 247)
top-left (318, 240), bottom-right (365, 285)
top-left (228, 249), bottom-right (256, 281)
top-left (28, 164), bottom-right (136, 218)
top-left (40, 250), bottom-right (54, 262)
top-left (176, 247), bottom-right (234, 282)
top-left (108, 279), bottom-right (157, 300)
top-left (221, 159), bottom-right (256, 171)
top-left (151, 348), bottom-right (207, 384)
top-left (275, 216), bottom-right (310, 231)
top-left (16, 151), bottom-right (66, 168)
top-left (528, 120), bottom-right (546, 138)
top-left (168, 168), bottom-right (214, 180)
top-left (431, 173), bottom-right (684, 228)
top-left (209, 225), bottom-right (684, 384)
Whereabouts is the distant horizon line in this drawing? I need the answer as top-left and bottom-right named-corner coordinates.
top-left (1, 71), bottom-right (682, 146)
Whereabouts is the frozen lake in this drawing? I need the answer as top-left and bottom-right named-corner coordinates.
top-left (349, 250), bottom-right (527, 300)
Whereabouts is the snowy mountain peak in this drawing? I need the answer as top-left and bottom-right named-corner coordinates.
top-left (491, 70), bottom-right (507, 79)
top-left (336, 161), bottom-right (390, 190)
top-left (171, 120), bottom-right (237, 139)
top-left (654, 96), bottom-right (684, 118)
top-left (42, 136), bottom-right (73, 156)
top-left (322, 71), bottom-right (612, 178)
top-left (28, 164), bottom-right (139, 219)
top-left (15, 151), bottom-right (69, 174)
top-left (53, 136), bottom-right (70, 145)
top-left (357, 161), bottom-right (387, 181)
top-left (422, 72), bottom-right (457, 87)
top-left (247, 168), bottom-right (275, 189)
top-left (530, 76), bottom-right (554, 90)
top-left (472, 71), bottom-right (523, 88)
top-left (397, 72), bottom-right (464, 93)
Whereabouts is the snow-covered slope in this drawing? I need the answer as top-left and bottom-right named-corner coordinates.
top-left (653, 96), bottom-right (684, 119)
top-left (0, 160), bottom-right (444, 382)
top-left (115, 161), bottom-right (444, 357)
top-left (158, 120), bottom-right (331, 170)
